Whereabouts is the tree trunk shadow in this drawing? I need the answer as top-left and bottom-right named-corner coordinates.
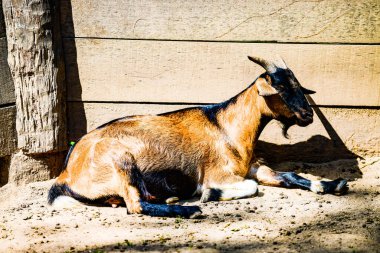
top-left (60, 0), bottom-right (87, 142)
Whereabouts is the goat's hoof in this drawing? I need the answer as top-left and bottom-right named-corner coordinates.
top-left (184, 206), bottom-right (203, 219)
top-left (334, 178), bottom-right (348, 195)
top-left (189, 210), bottom-right (205, 219)
top-left (126, 201), bottom-right (143, 214)
top-left (200, 188), bottom-right (221, 203)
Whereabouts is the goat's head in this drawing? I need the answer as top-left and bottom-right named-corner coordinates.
top-left (248, 55), bottom-right (316, 137)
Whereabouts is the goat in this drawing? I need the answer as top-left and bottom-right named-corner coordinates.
top-left (48, 56), bottom-right (348, 218)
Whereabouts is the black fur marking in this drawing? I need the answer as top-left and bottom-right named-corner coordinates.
top-left (159, 79), bottom-right (256, 128)
top-left (200, 103), bottom-right (227, 128)
top-left (278, 172), bottom-right (311, 190)
top-left (158, 102), bottom-right (228, 128)
top-left (226, 142), bottom-right (242, 160)
top-left (48, 183), bottom-right (119, 205)
top-left (117, 157), bottom-right (152, 201)
top-left (140, 201), bottom-right (201, 218)
top-left (320, 178), bottom-right (348, 194)
top-left (265, 69), bottom-right (313, 118)
top-left (200, 90), bottom-right (243, 128)
top-left (48, 183), bottom-right (68, 205)
top-left (47, 184), bottom-right (201, 218)
top-left (63, 144), bottom-right (75, 169)
top-left (278, 173), bottom-right (348, 195)
top-left (200, 188), bottom-right (222, 203)
top-left (277, 115), bottom-right (297, 138)
top-left (142, 169), bottom-right (198, 201)
top-left (159, 83), bottom-right (248, 128)
top-left (158, 106), bottom-right (200, 117)
top-left (301, 86), bottom-right (316, 94)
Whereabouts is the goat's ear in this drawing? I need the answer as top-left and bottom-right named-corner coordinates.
top-left (256, 77), bottom-right (279, 96)
top-left (301, 86), bottom-right (316, 94)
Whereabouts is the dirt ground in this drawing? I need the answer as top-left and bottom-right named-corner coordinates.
top-left (0, 157), bottom-right (379, 253)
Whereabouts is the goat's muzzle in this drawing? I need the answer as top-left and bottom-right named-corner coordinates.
top-left (294, 110), bottom-right (313, 126)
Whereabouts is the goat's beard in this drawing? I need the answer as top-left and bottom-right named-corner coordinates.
top-left (279, 117), bottom-right (297, 139)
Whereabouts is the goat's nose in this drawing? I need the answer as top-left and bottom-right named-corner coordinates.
top-left (304, 110), bottom-right (313, 118)
top-left (300, 108), bottom-right (313, 118)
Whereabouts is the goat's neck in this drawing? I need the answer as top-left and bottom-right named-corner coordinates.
top-left (217, 82), bottom-right (271, 164)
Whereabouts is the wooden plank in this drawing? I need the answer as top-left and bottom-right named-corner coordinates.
top-left (60, 0), bottom-right (380, 43)
top-left (0, 106), bottom-right (17, 157)
top-left (67, 102), bottom-right (380, 160)
top-left (67, 102), bottom-right (188, 140)
top-left (65, 39), bottom-right (380, 106)
top-left (0, 38), bottom-right (15, 105)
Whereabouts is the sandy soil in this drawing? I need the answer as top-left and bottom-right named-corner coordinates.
top-left (0, 157), bottom-right (379, 253)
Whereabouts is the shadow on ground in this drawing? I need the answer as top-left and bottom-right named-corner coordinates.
top-left (257, 96), bottom-right (362, 181)
top-left (76, 208), bottom-right (380, 253)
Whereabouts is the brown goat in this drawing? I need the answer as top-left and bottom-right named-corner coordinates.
top-left (48, 56), bottom-right (348, 217)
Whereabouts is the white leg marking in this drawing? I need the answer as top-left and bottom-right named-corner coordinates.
top-left (216, 180), bottom-right (258, 201)
top-left (310, 181), bottom-right (324, 194)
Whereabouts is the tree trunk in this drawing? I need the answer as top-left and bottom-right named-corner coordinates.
top-left (2, 0), bottom-right (66, 154)
top-left (2, 0), bottom-right (66, 185)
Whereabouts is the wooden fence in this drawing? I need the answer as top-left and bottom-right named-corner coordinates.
top-left (0, 1), bottom-right (379, 186)
top-left (61, 0), bottom-right (379, 159)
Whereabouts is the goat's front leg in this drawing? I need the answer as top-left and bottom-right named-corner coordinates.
top-left (200, 174), bottom-right (258, 203)
top-left (248, 164), bottom-right (348, 195)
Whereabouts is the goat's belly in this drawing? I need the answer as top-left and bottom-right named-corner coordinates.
top-left (142, 169), bottom-right (198, 201)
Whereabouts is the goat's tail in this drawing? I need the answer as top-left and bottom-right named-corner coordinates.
top-left (48, 142), bottom-right (80, 208)
top-left (48, 183), bottom-right (84, 208)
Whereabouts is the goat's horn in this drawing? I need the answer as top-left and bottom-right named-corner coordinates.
top-left (247, 56), bottom-right (277, 73)
top-left (275, 55), bottom-right (288, 69)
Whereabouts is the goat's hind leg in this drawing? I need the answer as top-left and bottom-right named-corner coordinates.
top-left (116, 153), bottom-right (201, 218)
top-left (250, 165), bottom-right (348, 194)
top-left (115, 153), bottom-right (153, 214)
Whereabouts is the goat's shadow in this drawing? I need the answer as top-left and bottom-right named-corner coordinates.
top-left (256, 97), bottom-right (361, 181)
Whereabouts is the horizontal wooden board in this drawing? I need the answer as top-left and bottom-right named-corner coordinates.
top-left (67, 102), bottom-right (187, 140)
top-left (60, 0), bottom-right (380, 43)
top-left (65, 39), bottom-right (380, 106)
top-left (0, 37), bottom-right (15, 105)
top-left (0, 106), bottom-right (17, 157)
top-left (67, 102), bottom-right (380, 161)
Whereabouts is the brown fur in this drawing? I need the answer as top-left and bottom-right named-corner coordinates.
top-left (52, 75), bottom-right (296, 213)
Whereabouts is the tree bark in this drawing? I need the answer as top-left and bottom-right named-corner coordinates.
top-left (2, 0), bottom-right (66, 154)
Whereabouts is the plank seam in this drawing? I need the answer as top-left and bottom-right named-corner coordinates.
top-left (67, 101), bottom-right (380, 109)
top-left (67, 100), bottom-right (212, 105)
top-left (62, 37), bottom-right (380, 46)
